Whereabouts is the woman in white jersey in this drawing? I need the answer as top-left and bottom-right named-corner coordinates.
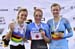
top-left (5, 8), bottom-right (28, 49)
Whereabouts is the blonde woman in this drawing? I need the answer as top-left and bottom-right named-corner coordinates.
top-left (5, 8), bottom-right (28, 49)
top-left (26, 9), bottom-right (50, 49)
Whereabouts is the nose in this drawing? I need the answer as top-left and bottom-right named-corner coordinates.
top-left (37, 16), bottom-right (40, 18)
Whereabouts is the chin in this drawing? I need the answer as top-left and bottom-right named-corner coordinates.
top-left (53, 14), bottom-right (59, 16)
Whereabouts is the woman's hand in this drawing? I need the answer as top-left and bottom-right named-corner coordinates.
top-left (4, 34), bottom-right (10, 40)
top-left (40, 31), bottom-right (45, 37)
top-left (9, 21), bottom-right (15, 31)
top-left (9, 23), bottom-right (15, 31)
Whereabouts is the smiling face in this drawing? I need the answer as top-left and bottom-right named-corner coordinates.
top-left (51, 3), bottom-right (61, 17)
top-left (18, 11), bottom-right (27, 22)
top-left (34, 9), bottom-right (43, 23)
top-left (17, 9), bottom-right (28, 23)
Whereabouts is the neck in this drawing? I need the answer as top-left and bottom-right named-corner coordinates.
top-left (54, 16), bottom-right (60, 22)
top-left (18, 20), bottom-right (24, 25)
top-left (35, 21), bottom-right (41, 25)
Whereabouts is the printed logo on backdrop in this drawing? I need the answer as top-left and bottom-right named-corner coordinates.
top-left (0, 17), bottom-right (6, 34)
top-left (0, 28), bottom-right (4, 34)
top-left (0, 17), bottom-right (6, 24)
top-left (0, 9), bottom-right (8, 11)
top-left (61, 6), bottom-right (75, 10)
top-left (70, 6), bottom-right (75, 9)
top-left (73, 17), bottom-right (75, 31)
top-left (14, 6), bottom-right (21, 11)
top-left (73, 17), bottom-right (75, 20)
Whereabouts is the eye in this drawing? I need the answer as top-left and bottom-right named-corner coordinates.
top-left (21, 14), bottom-right (27, 17)
top-left (35, 15), bottom-right (42, 17)
top-left (24, 15), bottom-right (27, 17)
top-left (53, 9), bottom-right (59, 11)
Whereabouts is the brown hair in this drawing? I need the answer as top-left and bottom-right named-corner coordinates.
top-left (51, 3), bottom-right (61, 9)
top-left (34, 9), bottom-right (43, 16)
top-left (17, 8), bottom-right (28, 19)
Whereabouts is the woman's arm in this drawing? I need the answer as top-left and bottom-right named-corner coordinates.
top-left (4, 29), bottom-right (12, 40)
top-left (63, 19), bottom-right (73, 38)
top-left (41, 24), bottom-right (50, 43)
top-left (5, 21), bottom-right (15, 40)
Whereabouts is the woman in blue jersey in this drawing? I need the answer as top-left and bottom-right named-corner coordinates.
top-left (5, 8), bottom-right (28, 49)
top-left (26, 9), bottom-right (50, 49)
top-left (47, 3), bottom-right (73, 49)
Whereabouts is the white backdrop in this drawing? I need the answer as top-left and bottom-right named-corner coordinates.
top-left (0, 0), bottom-right (75, 49)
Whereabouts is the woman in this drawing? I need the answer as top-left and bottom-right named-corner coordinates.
top-left (5, 8), bottom-right (28, 49)
top-left (47, 3), bottom-right (73, 49)
top-left (26, 9), bottom-right (50, 49)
